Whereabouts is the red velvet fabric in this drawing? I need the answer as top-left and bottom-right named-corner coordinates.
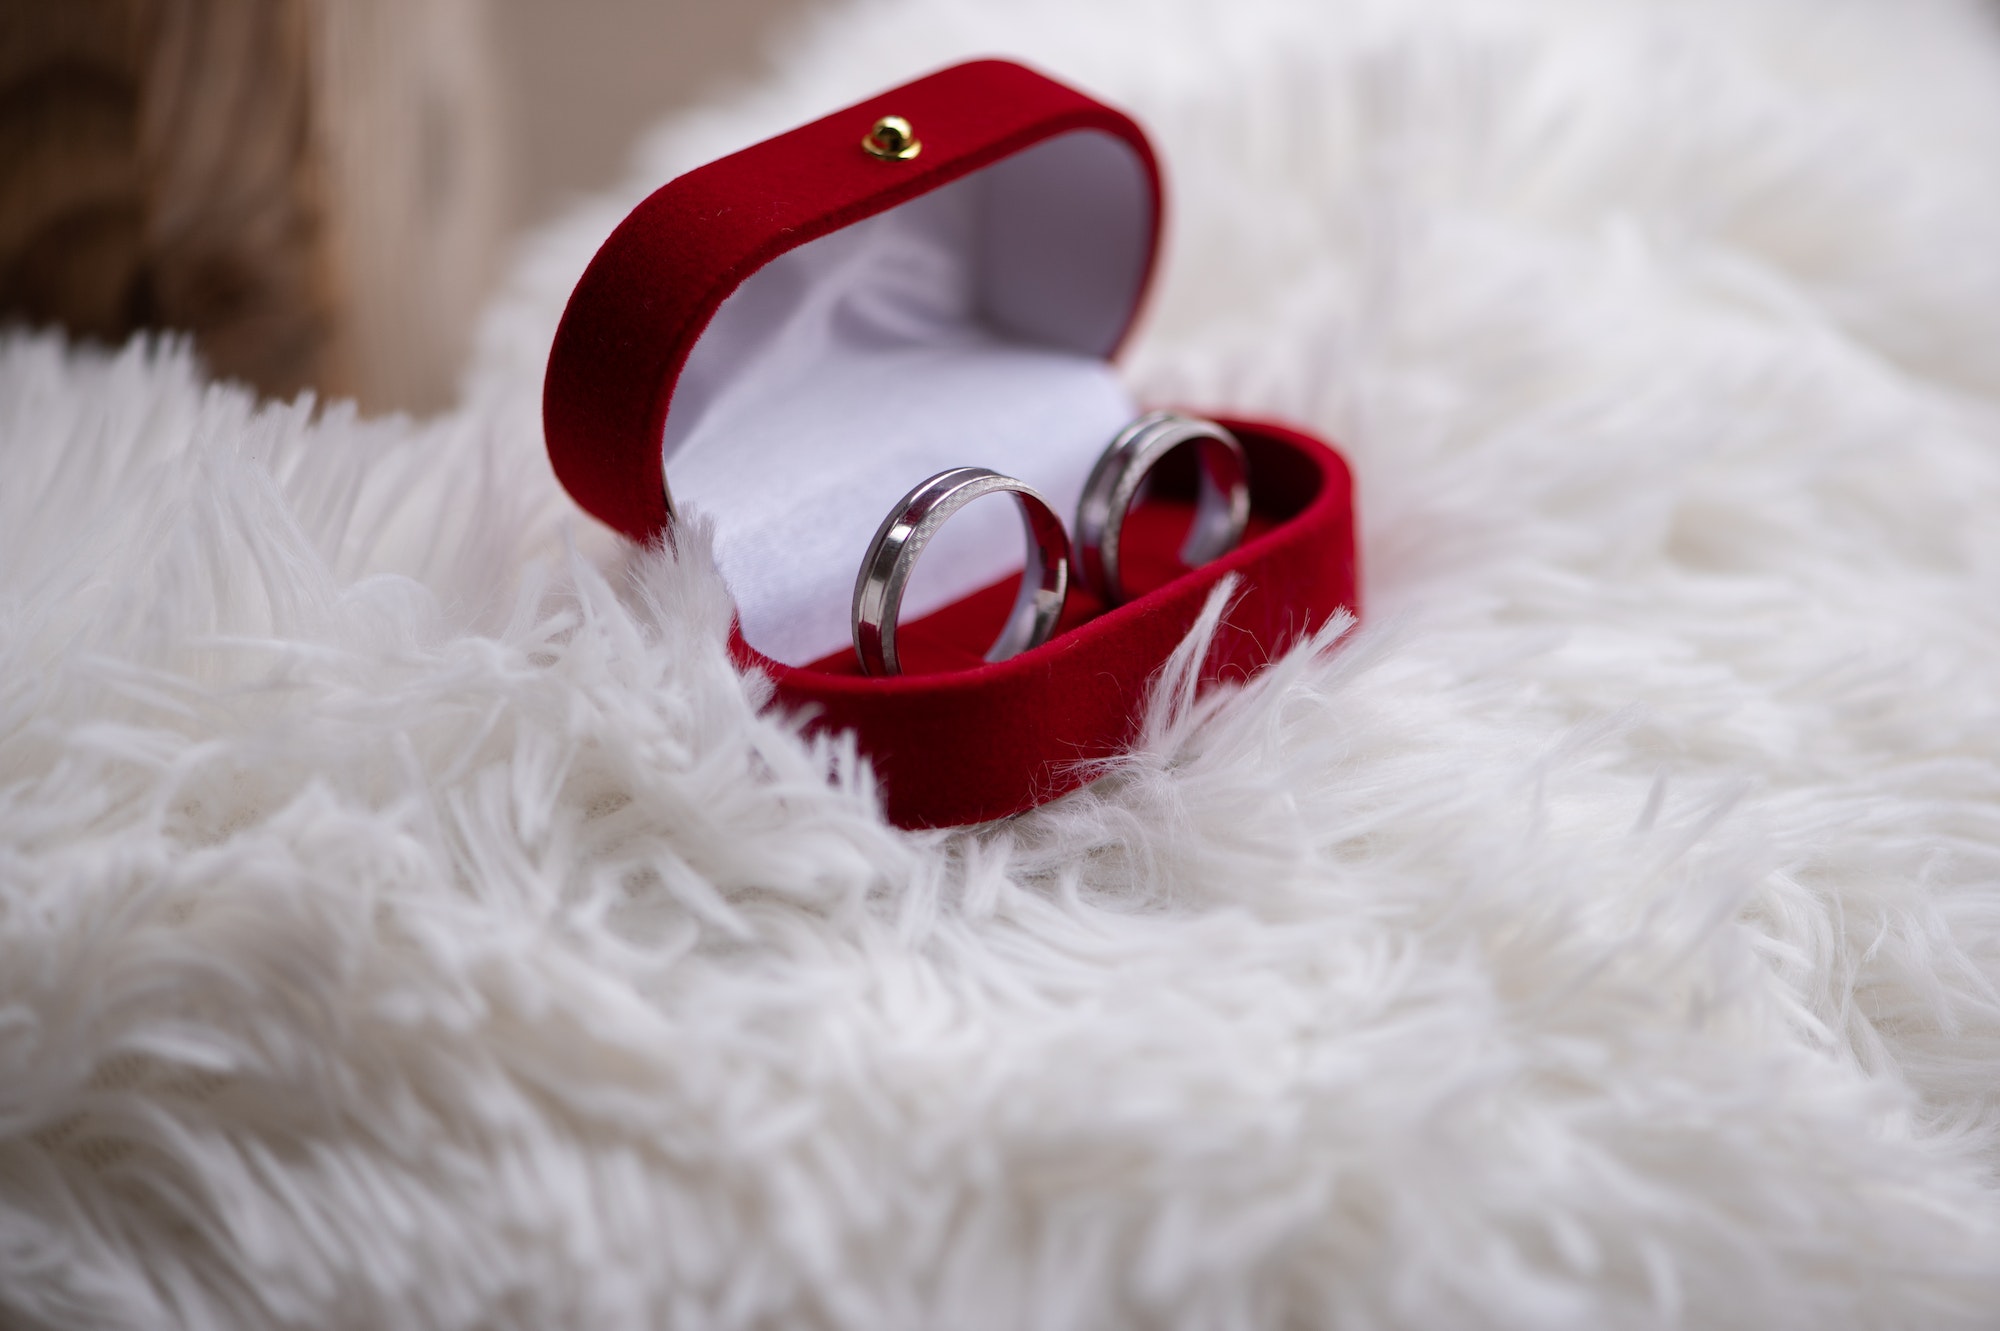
top-left (745, 418), bottom-right (1358, 827)
top-left (544, 58), bottom-right (1161, 543)
top-left (542, 60), bottom-right (1362, 828)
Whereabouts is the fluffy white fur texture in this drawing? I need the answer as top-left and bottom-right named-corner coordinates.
top-left (7, 0), bottom-right (2000, 1326)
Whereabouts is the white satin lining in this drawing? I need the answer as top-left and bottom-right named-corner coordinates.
top-left (663, 130), bottom-right (1151, 666)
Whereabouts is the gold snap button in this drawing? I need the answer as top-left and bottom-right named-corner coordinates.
top-left (862, 115), bottom-right (921, 161)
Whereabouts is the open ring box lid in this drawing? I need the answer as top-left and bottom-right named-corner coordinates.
top-left (544, 59), bottom-right (1359, 828)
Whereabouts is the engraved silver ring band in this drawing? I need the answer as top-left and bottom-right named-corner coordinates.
top-left (852, 467), bottom-right (1071, 677)
top-left (1072, 412), bottom-right (1249, 606)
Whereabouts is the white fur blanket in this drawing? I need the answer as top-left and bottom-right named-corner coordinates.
top-left (7, 0), bottom-right (2000, 1326)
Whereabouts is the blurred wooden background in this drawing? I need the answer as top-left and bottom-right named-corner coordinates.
top-left (0, 0), bottom-right (811, 413)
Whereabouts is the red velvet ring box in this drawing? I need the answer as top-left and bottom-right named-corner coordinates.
top-left (543, 58), bottom-right (1358, 828)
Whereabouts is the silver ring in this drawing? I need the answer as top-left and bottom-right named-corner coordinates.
top-left (1073, 412), bottom-right (1250, 605)
top-left (852, 467), bottom-right (1070, 676)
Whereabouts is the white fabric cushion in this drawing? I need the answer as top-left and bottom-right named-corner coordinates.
top-left (663, 130), bottom-right (1150, 663)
